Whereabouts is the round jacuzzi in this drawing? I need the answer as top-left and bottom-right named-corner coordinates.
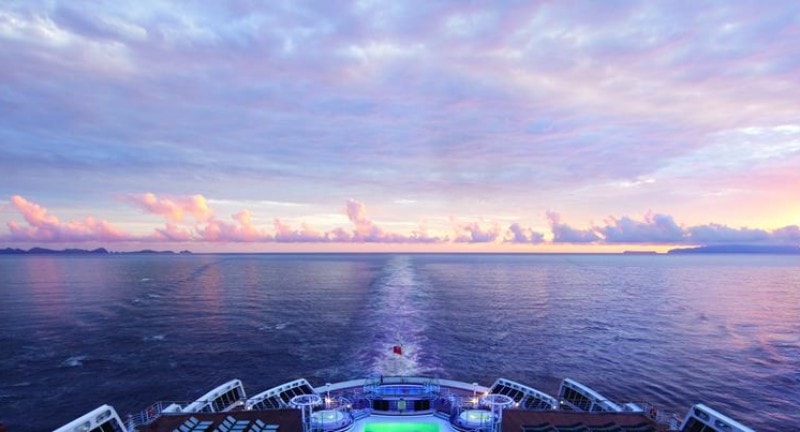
top-left (311, 410), bottom-right (349, 428)
top-left (458, 409), bottom-right (494, 428)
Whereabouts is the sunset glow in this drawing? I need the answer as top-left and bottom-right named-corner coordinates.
top-left (1, 1), bottom-right (799, 252)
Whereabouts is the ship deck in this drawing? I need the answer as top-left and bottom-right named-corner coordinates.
top-left (137, 409), bottom-right (665, 432)
top-left (502, 409), bottom-right (667, 431)
top-left (137, 409), bottom-right (302, 432)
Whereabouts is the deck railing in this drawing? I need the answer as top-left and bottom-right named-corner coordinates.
top-left (122, 390), bottom-right (683, 432)
top-left (559, 399), bottom-right (682, 430)
top-left (124, 397), bottom-right (248, 431)
top-left (126, 401), bottom-right (182, 430)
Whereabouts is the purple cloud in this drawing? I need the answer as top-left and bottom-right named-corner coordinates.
top-left (505, 223), bottom-right (545, 244)
top-left (688, 224), bottom-right (774, 245)
top-left (597, 213), bottom-right (685, 243)
top-left (452, 220), bottom-right (501, 243)
top-left (273, 219), bottom-right (328, 243)
top-left (547, 211), bottom-right (601, 244)
top-left (771, 225), bottom-right (800, 244)
top-left (153, 223), bottom-right (193, 242)
top-left (1, 1), bottom-right (799, 241)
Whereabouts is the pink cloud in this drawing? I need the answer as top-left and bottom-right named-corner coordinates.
top-left (343, 199), bottom-right (434, 243)
top-left (273, 219), bottom-right (328, 242)
top-left (3, 195), bottom-right (798, 248)
top-left (278, 200), bottom-right (438, 243)
top-left (346, 199), bottom-right (383, 241)
top-left (197, 210), bottom-right (272, 242)
top-left (127, 193), bottom-right (213, 222)
top-left (153, 222), bottom-right (194, 242)
top-left (327, 227), bottom-right (353, 242)
top-left (10, 195), bottom-right (60, 226)
top-left (5, 195), bottom-right (130, 242)
top-left (407, 223), bottom-right (444, 244)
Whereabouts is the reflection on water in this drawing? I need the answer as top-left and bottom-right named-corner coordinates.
top-left (0, 254), bottom-right (798, 432)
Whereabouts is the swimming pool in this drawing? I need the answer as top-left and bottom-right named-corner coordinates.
top-left (371, 384), bottom-right (431, 397)
top-left (363, 422), bottom-right (439, 432)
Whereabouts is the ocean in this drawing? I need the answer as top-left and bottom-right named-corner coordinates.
top-left (0, 254), bottom-right (797, 431)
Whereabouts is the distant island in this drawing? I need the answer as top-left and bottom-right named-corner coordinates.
top-left (2, 245), bottom-right (799, 255)
top-left (0, 247), bottom-right (192, 255)
top-left (668, 244), bottom-right (800, 254)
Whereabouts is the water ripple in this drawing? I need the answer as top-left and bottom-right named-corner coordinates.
top-left (0, 254), bottom-right (797, 432)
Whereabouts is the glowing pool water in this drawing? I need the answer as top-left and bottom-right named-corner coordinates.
top-left (372, 384), bottom-right (428, 396)
top-left (311, 409), bottom-right (347, 427)
top-left (363, 423), bottom-right (439, 432)
top-left (458, 409), bottom-right (494, 427)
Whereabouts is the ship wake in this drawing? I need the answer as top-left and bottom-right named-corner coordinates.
top-left (357, 256), bottom-right (441, 377)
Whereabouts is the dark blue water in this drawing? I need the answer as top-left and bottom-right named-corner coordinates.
top-left (0, 254), bottom-right (798, 431)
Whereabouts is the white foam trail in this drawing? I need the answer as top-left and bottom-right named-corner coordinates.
top-left (257, 322), bottom-right (290, 331)
top-left (373, 344), bottom-right (422, 376)
top-left (364, 256), bottom-right (436, 376)
top-left (61, 355), bottom-right (87, 367)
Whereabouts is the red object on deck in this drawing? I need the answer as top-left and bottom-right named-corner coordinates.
top-left (392, 345), bottom-right (402, 355)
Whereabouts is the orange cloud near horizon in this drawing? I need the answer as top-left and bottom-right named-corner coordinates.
top-left (127, 193), bottom-right (213, 222)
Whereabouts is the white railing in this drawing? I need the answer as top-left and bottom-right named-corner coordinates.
top-left (126, 401), bottom-right (183, 430)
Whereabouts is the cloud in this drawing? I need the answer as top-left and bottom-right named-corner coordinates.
top-left (343, 199), bottom-right (439, 243)
top-left (4, 195), bottom-right (130, 242)
top-left (273, 219), bottom-right (328, 242)
top-left (771, 225), bottom-right (800, 244)
top-left (688, 223), bottom-right (774, 245)
top-left (596, 212), bottom-right (685, 243)
top-left (3, 195), bottom-right (799, 248)
top-left (407, 224), bottom-right (444, 244)
top-left (345, 198), bottom-right (383, 241)
top-left (9, 195), bottom-right (59, 226)
top-left (2, 1), bottom-right (800, 223)
top-left (137, 195), bottom-right (268, 242)
top-left (127, 193), bottom-right (213, 222)
top-left (452, 220), bottom-right (501, 243)
top-left (152, 222), bottom-right (193, 242)
top-left (326, 227), bottom-right (353, 243)
top-left (546, 211), bottom-right (601, 243)
top-left (505, 223), bottom-right (545, 244)
top-left (197, 210), bottom-right (271, 242)
top-left (272, 200), bottom-right (444, 243)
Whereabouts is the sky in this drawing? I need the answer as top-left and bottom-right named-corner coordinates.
top-left (1, 0), bottom-right (799, 252)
